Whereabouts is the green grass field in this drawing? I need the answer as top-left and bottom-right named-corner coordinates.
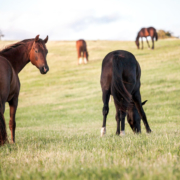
top-left (0, 39), bottom-right (180, 180)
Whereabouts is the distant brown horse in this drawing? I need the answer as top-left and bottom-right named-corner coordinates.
top-left (76, 39), bottom-right (88, 64)
top-left (135, 27), bottom-right (158, 49)
top-left (0, 35), bottom-right (49, 145)
top-left (100, 50), bottom-right (151, 136)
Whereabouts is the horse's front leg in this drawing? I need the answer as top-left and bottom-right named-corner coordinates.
top-left (146, 37), bottom-right (150, 48)
top-left (8, 95), bottom-right (18, 143)
top-left (151, 37), bottom-right (154, 49)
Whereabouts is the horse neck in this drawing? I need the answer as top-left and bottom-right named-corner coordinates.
top-left (1, 41), bottom-right (33, 74)
top-left (136, 34), bottom-right (140, 42)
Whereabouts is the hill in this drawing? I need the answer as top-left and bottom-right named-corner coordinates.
top-left (0, 39), bottom-right (180, 180)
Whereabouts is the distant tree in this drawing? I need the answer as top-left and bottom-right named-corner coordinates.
top-left (157, 30), bottom-right (175, 39)
top-left (0, 30), bottom-right (4, 40)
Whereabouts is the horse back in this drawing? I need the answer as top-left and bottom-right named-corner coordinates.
top-left (76, 39), bottom-right (87, 52)
top-left (139, 27), bottom-right (157, 37)
top-left (101, 50), bottom-right (140, 92)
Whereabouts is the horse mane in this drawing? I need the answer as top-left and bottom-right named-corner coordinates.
top-left (0, 39), bottom-right (34, 54)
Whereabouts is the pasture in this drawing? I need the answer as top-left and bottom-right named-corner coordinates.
top-left (0, 39), bottom-right (180, 180)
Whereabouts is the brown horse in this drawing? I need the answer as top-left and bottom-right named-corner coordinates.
top-left (76, 39), bottom-right (88, 64)
top-left (135, 27), bottom-right (158, 49)
top-left (100, 50), bottom-right (151, 136)
top-left (0, 35), bottom-right (49, 145)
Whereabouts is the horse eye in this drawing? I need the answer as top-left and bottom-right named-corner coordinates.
top-left (35, 50), bottom-right (38, 53)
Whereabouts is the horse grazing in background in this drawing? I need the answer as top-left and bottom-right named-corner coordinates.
top-left (0, 35), bottom-right (49, 145)
top-left (76, 39), bottom-right (88, 64)
top-left (100, 50), bottom-right (151, 136)
top-left (135, 27), bottom-right (158, 49)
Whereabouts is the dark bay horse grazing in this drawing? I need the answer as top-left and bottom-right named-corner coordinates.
top-left (0, 35), bottom-right (49, 145)
top-left (76, 39), bottom-right (88, 64)
top-left (135, 27), bottom-right (158, 49)
top-left (100, 50), bottom-right (151, 136)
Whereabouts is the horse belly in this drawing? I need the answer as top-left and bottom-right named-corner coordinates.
top-left (0, 58), bottom-right (12, 103)
top-left (7, 69), bottom-right (19, 102)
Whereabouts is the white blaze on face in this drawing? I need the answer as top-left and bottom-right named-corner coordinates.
top-left (79, 57), bottom-right (82, 64)
top-left (101, 127), bottom-right (106, 137)
top-left (84, 58), bottom-right (87, 64)
top-left (120, 131), bottom-right (125, 136)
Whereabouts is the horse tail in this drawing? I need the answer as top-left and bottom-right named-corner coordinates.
top-left (111, 55), bottom-right (132, 111)
top-left (155, 31), bottom-right (158, 41)
top-left (0, 97), bottom-right (7, 146)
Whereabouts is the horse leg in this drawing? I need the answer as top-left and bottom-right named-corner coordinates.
top-left (101, 89), bottom-right (110, 136)
top-left (141, 38), bottom-right (143, 49)
top-left (78, 50), bottom-right (82, 65)
top-left (83, 51), bottom-right (87, 64)
top-left (0, 101), bottom-right (8, 145)
top-left (8, 96), bottom-right (18, 143)
top-left (120, 110), bottom-right (126, 136)
top-left (146, 37), bottom-right (150, 48)
top-left (151, 37), bottom-right (154, 49)
top-left (115, 105), bottom-right (120, 135)
top-left (132, 91), bottom-right (151, 133)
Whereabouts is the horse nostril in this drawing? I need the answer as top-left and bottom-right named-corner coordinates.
top-left (44, 66), bottom-right (47, 72)
top-left (40, 66), bottom-right (49, 74)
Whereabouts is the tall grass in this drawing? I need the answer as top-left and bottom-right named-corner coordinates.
top-left (0, 39), bottom-right (180, 180)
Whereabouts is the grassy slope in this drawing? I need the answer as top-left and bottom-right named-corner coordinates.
top-left (0, 39), bottom-right (180, 180)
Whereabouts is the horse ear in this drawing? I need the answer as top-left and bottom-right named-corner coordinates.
top-left (44, 35), bottom-right (48, 44)
top-left (142, 100), bottom-right (148, 106)
top-left (35, 35), bottom-right (40, 42)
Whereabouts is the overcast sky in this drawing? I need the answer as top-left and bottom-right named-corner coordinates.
top-left (0, 0), bottom-right (180, 41)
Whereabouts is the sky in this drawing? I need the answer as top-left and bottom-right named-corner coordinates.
top-left (0, 0), bottom-right (180, 41)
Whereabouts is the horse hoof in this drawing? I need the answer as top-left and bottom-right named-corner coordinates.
top-left (120, 131), bottom-right (125, 136)
top-left (147, 129), bottom-right (152, 133)
top-left (101, 127), bottom-right (106, 137)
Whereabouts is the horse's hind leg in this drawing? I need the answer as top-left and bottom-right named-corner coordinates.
top-left (101, 89), bottom-right (110, 136)
top-left (83, 51), bottom-right (87, 64)
top-left (120, 111), bottom-right (126, 135)
top-left (0, 102), bottom-right (7, 145)
top-left (132, 91), bottom-right (151, 133)
top-left (8, 96), bottom-right (18, 143)
top-left (115, 102), bottom-right (126, 136)
top-left (115, 105), bottom-right (120, 135)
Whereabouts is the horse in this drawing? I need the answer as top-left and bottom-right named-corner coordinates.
top-left (135, 27), bottom-right (158, 49)
top-left (0, 35), bottom-right (49, 145)
top-left (100, 50), bottom-right (151, 136)
top-left (76, 39), bottom-right (88, 64)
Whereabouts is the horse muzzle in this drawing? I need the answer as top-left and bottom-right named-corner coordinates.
top-left (40, 65), bottom-right (49, 74)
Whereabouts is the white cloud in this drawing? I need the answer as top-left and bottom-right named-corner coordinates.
top-left (0, 0), bottom-right (180, 40)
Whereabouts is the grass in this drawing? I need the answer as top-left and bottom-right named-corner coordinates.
top-left (0, 39), bottom-right (180, 180)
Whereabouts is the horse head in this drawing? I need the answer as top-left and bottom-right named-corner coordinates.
top-left (127, 100), bottom-right (148, 133)
top-left (29, 35), bottom-right (49, 74)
